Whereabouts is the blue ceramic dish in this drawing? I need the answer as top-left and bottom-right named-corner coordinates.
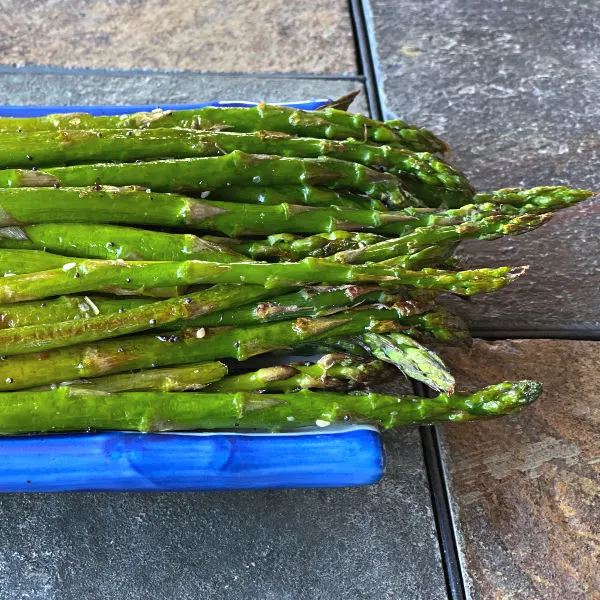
top-left (0, 99), bottom-right (385, 492)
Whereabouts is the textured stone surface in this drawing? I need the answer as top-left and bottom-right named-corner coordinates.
top-left (365, 0), bottom-right (600, 332)
top-left (0, 72), bottom-right (366, 110)
top-left (0, 0), bottom-right (356, 74)
top-left (0, 75), bottom-right (445, 600)
top-left (437, 340), bottom-right (600, 600)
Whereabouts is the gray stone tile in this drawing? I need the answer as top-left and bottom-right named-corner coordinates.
top-left (0, 71), bottom-right (366, 110)
top-left (0, 0), bottom-right (356, 75)
top-left (0, 74), bottom-right (445, 600)
top-left (365, 0), bottom-right (600, 332)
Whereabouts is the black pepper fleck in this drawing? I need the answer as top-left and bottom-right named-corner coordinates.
top-left (184, 298), bottom-right (193, 304)
top-left (26, 154), bottom-right (33, 160)
top-left (52, 182), bottom-right (60, 189)
top-left (96, 132), bottom-right (103, 138)
top-left (118, 308), bottom-right (125, 313)
top-left (40, 302), bottom-right (46, 307)
top-left (74, 272), bottom-right (80, 278)
top-left (5, 377), bottom-right (13, 384)
top-left (117, 347), bottom-right (124, 353)
top-left (149, 319), bottom-right (157, 325)
top-left (93, 184), bottom-right (102, 191)
top-left (233, 341), bottom-right (240, 348)
top-left (0, 355), bottom-right (6, 361)
top-left (126, 131), bottom-right (133, 137)
top-left (125, 278), bottom-right (131, 283)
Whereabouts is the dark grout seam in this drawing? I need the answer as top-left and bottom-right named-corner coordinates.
top-left (0, 64), bottom-right (365, 82)
top-left (471, 328), bottom-right (600, 341)
top-left (417, 393), bottom-right (468, 600)
top-left (347, 0), bottom-right (382, 120)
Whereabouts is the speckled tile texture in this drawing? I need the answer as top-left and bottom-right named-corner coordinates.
top-left (0, 74), bottom-right (446, 600)
top-left (364, 0), bottom-right (600, 331)
top-left (436, 339), bottom-right (600, 600)
top-left (0, 0), bottom-right (356, 74)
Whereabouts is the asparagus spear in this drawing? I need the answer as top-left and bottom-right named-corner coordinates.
top-left (0, 223), bottom-right (251, 262)
top-left (169, 285), bottom-right (434, 329)
top-left (0, 248), bottom-right (70, 275)
top-left (211, 231), bottom-right (388, 262)
top-left (0, 188), bottom-right (420, 235)
top-left (358, 331), bottom-right (455, 393)
top-left (49, 362), bottom-right (229, 393)
top-left (206, 354), bottom-right (396, 393)
top-left (0, 309), bottom-right (410, 390)
top-left (0, 283), bottom-right (285, 355)
top-left (1, 185), bottom-right (583, 237)
top-left (0, 256), bottom-right (527, 302)
top-left (0, 381), bottom-right (542, 434)
top-left (0, 103), bottom-right (444, 152)
top-left (209, 185), bottom-right (386, 210)
top-left (474, 186), bottom-right (596, 210)
top-left (0, 249), bottom-right (186, 298)
top-left (0, 295), bottom-right (150, 328)
top-left (0, 129), bottom-right (471, 204)
top-left (331, 212), bottom-right (551, 264)
top-left (0, 286), bottom-right (433, 331)
top-left (0, 151), bottom-right (408, 205)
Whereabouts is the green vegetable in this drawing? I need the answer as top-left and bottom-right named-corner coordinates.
top-left (0, 309), bottom-right (409, 390)
top-left (0, 256), bottom-right (526, 302)
top-left (0, 382), bottom-right (542, 434)
top-left (0, 151), bottom-right (408, 205)
top-left (0, 103), bottom-right (445, 152)
top-left (0, 283), bottom-right (282, 355)
top-left (206, 354), bottom-right (395, 392)
top-left (0, 129), bottom-right (472, 207)
top-left (358, 331), bottom-right (455, 392)
top-left (0, 223), bottom-right (251, 262)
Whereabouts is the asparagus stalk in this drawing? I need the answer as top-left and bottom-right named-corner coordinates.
top-left (0, 188), bottom-right (421, 235)
top-left (0, 185), bottom-right (583, 237)
top-left (209, 185), bottom-right (386, 210)
top-left (0, 129), bottom-right (471, 205)
top-left (206, 354), bottom-right (396, 393)
top-left (49, 362), bottom-right (229, 393)
top-left (0, 103), bottom-right (445, 152)
top-left (358, 331), bottom-right (455, 393)
top-left (0, 223), bottom-right (252, 262)
top-left (0, 309), bottom-right (410, 390)
top-left (210, 231), bottom-right (388, 262)
top-left (0, 256), bottom-right (527, 302)
top-left (168, 285), bottom-right (434, 329)
top-left (0, 286), bottom-right (433, 331)
top-left (0, 151), bottom-right (408, 205)
top-left (331, 212), bottom-right (551, 264)
top-left (474, 186), bottom-right (596, 210)
top-left (0, 382), bottom-right (542, 435)
top-left (0, 248), bottom-right (70, 275)
top-left (0, 249), bottom-right (186, 298)
top-left (0, 295), bottom-right (150, 328)
top-left (0, 283), bottom-right (286, 356)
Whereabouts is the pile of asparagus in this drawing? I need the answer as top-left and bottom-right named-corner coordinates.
top-left (0, 96), bottom-right (593, 435)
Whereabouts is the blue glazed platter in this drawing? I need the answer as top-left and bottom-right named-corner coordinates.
top-left (0, 99), bottom-right (386, 492)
